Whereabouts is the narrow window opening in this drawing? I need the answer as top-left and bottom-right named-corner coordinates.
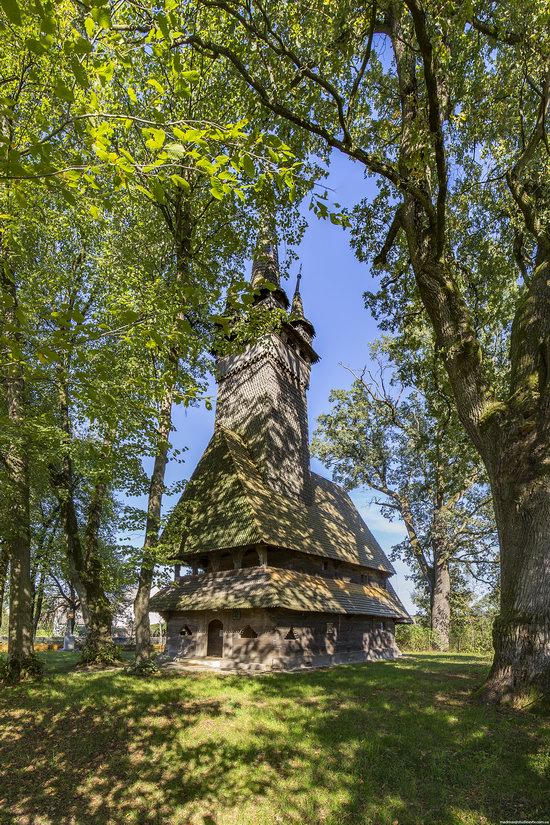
top-left (179, 625), bottom-right (192, 636)
top-left (285, 627), bottom-right (296, 640)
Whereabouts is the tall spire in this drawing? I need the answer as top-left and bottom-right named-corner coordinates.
top-left (250, 210), bottom-right (289, 308)
top-left (251, 214), bottom-right (280, 288)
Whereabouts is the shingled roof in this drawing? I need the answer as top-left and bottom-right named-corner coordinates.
top-left (162, 427), bottom-right (395, 573)
top-left (150, 567), bottom-right (410, 621)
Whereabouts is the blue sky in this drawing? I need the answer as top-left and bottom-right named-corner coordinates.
top-left (154, 151), bottom-right (416, 614)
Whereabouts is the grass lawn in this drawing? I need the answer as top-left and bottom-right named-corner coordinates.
top-left (1, 652), bottom-right (549, 825)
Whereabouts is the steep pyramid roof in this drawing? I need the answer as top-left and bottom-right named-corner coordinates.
top-left (162, 427), bottom-right (394, 573)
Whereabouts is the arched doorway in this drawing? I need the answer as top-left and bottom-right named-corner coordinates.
top-left (206, 619), bottom-right (223, 657)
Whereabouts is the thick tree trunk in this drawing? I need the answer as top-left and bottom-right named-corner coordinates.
top-left (50, 373), bottom-right (114, 661)
top-left (52, 473), bottom-right (113, 658)
top-left (430, 559), bottom-right (451, 651)
top-left (480, 473), bottom-right (550, 705)
top-left (1, 265), bottom-right (33, 678)
top-left (79, 438), bottom-right (115, 659)
top-left (134, 386), bottom-right (173, 663)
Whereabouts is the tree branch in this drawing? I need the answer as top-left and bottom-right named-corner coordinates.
top-left (373, 205), bottom-right (404, 267)
top-left (405, 0), bottom-right (447, 257)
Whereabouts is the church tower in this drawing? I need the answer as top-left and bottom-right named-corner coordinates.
top-left (151, 219), bottom-right (410, 671)
top-left (215, 224), bottom-right (319, 504)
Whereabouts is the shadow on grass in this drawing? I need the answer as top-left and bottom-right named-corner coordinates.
top-left (0, 654), bottom-right (548, 825)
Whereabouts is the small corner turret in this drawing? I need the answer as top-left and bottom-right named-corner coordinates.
top-left (289, 267), bottom-right (316, 347)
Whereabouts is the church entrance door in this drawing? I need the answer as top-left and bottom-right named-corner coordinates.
top-left (207, 619), bottom-right (224, 657)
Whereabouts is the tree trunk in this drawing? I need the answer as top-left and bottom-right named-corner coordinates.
top-left (3, 306), bottom-right (33, 677)
top-left (66, 552), bottom-right (89, 625)
top-left (32, 569), bottom-right (46, 636)
top-left (52, 469), bottom-right (113, 658)
top-left (430, 559), bottom-right (451, 651)
top-left (0, 545), bottom-right (9, 620)
top-left (79, 436), bottom-right (115, 660)
top-left (479, 472), bottom-right (550, 705)
top-left (50, 372), bottom-right (114, 661)
top-left (134, 385), bottom-right (173, 663)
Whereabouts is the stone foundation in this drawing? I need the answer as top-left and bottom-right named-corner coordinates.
top-left (162, 608), bottom-right (401, 671)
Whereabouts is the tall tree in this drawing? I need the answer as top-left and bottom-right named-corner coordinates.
top-left (313, 358), bottom-right (497, 650)
top-left (1, 0), bottom-right (302, 674)
top-left (185, 0), bottom-right (550, 705)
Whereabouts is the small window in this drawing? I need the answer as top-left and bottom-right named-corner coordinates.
top-left (179, 625), bottom-right (192, 636)
top-left (240, 625), bottom-right (258, 639)
top-left (285, 627), bottom-right (296, 640)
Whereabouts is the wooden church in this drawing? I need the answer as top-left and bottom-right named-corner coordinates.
top-left (150, 227), bottom-right (410, 670)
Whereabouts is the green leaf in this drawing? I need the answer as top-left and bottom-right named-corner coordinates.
top-left (242, 154), bottom-right (255, 178)
top-left (127, 86), bottom-right (137, 103)
top-left (92, 6), bottom-right (110, 28)
top-left (70, 57), bottom-right (89, 89)
top-left (73, 36), bottom-right (93, 55)
top-left (180, 70), bottom-right (200, 83)
top-left (143, 128), bottom-right (166, 152)
top-left (147, 78), bottom-right (164, 95)
top-left (0, 0), bottom-right (22, 25)
top-left (84, 17), bottom-right (94, 37)
top-left (54, 81), bottom-right (74, 102)
top-left (40, 15), bottom-right (56, 34)
top-left (164, 143), bottom-right (186, 159)
top-left (26, 38), bottom-right (47, 55)
top-left (156, 12), bottom-right (170, 40)
top-left (60, 188), bottom-right (77, 206)
top-left (133, 184), bottom-right (155, 201)
top-left (150, 179), bottom-right (166, 203)
top-left (170, 174), bottom-right (190, 192)
top-left (209, 178), bottom-right (225, 200)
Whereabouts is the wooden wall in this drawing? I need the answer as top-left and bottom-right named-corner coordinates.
top-left (164, 608), bottom-right (399, 670)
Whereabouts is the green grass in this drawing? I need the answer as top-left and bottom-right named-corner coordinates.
top-left (1, 652), bottom-right (549, 825)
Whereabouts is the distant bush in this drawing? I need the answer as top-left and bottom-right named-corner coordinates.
top-left (397, 617), bottom-right (494, 654)
top-left (396, 624), bottom-right (436, 651)
top-left (450, 616), bottom-right (494, 654)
